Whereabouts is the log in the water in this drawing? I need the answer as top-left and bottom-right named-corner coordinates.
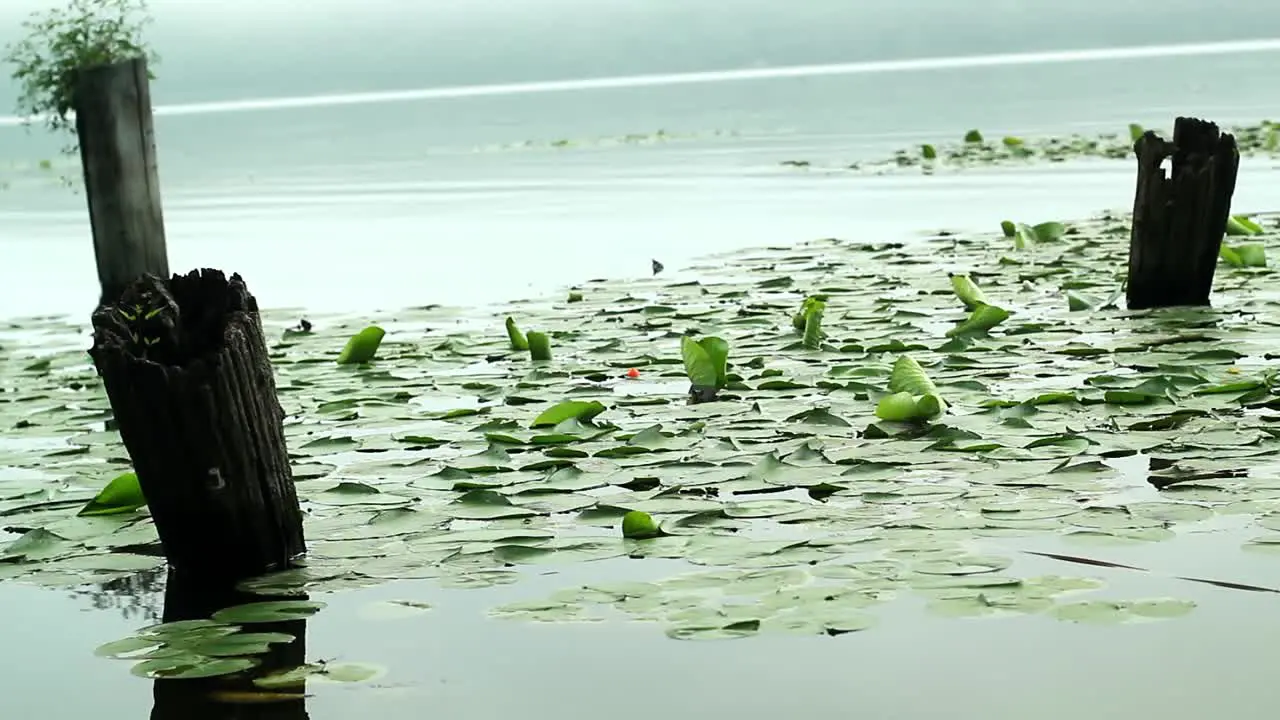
top-left (90, 269), bottom-right (304, 583)
top-left (1126, 116), bottom-right (1240, 310)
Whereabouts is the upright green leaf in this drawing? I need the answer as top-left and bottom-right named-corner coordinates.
top-left (697, 336), bottom-right (730, 389)
top-left (504, 317), bottom-right (529, 351)
top-left (801, 300), bottom-right (825, 350)
top-left (1226, 215), bottom-right (1263, 236)
top-left (949, 274), bottom-right (989, 310)
top-left (336, 326), bottom-right (385, 365)
top-left (682, 336), bottom-right (729, 390)
top-left (79, 471), bottom-right (147, 516)
top-left (527, 332), bottom-right (552, 361)
top-left (877, 355), bottom-right (947, 421)
top-left (947, 304), bottom-right (1010, 337)
top-left (1032, 222), bottom-right (1066, 242)
top-left (1221, 243), bottom-right (1266, 268)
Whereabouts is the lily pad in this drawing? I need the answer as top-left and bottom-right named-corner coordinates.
top-left (211, 601), bottom-right (327, 624)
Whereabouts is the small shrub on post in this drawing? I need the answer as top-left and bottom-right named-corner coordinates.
top-left (4, 0), bottom-right (158, 152)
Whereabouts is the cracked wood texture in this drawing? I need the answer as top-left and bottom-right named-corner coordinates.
top-left (90, 269), bottom-right (304, 584)
top-left (1126, 116), bottom-right (1240, 310)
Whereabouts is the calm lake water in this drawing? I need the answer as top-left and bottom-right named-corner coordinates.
top-left (3, 1), bottom-right (1280, 718)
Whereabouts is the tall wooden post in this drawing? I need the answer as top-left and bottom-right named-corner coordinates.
top-left (74, 56), bottom-right (170, 306)
top-left (1126, 117), bottom-right (1240, 310)
top-left (90, 270), bottom-right (305, 584)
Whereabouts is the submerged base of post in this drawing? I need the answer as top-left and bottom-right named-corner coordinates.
top-left (152, 570), bottom-right (309, 719)
top-left (90, 269), bottom-right (304, 583)
top-left (1126, 116), bottom-right (1240, 310)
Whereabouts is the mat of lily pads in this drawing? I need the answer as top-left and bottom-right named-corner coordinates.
top-left (4, 209), bottom-right (1280, 645)
top-left (781, 121), bottom-right (1280, 174)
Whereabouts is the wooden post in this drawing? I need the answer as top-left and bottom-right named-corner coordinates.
top-left (74, 57), bottom-right (170, 306)
top-left (90, 269), bottom-right (305, 584)
top-left (1126, 116), bottom-right (1240, 310)
top-left (152, 574), bottom-right (310, 718)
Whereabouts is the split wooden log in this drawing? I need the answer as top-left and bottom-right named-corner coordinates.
top-left (90, 269), bottom-right (304, 583)
top-left (1126, 117), bottom-right (1240, 310)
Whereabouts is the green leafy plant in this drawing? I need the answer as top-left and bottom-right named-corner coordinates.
top-left (504, 316), bottom-right (528, 351)
top-left (1226, 215), bottom-right (1264, 237)
top-left (948, 303), bottom-right (1010, 338)
top-left (792, 295), bottom-right (826, 350)
top-left (874, 355), bottom-right (947, 422)
top-left (621, 510), bottom-right (663, 539)
top-left (1001, 220), bottom-right (1066, 249)
top-left (336, 326), bottom-right (385, 365)
top-left (949, 274), bottom-right (989, 310)
top-left (527, 331), bottom-right (552, 361)
top-left (78, 470), bottom-right (146, 516)
top-left (791, 295), bottom-right (827, 332)
top-left (681, 335), bottom-right (729, 403)
top-left (801, 300), bottom-right (825, 350)
top-left (531, 400), bottom-right (606, 428)
top-left (1220, 243), bottom-right (1266, 268)
top-left (4, 0), bottom-right (159, 153)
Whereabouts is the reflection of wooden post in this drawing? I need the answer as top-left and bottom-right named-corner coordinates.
top-left (74, 57), bottom-right (170, 306)
top-left (90, 270), bottom-right (305, 583)
top-left (1126, 117), bottom-right (1240, 310)
top-left (151, 573), bottom-right (310, 720)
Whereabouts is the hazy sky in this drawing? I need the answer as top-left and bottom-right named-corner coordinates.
top-left (1, 0), bottom-right (1277, 107)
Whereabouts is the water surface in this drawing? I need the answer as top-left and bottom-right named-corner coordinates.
top-left (2, 1), bottom-right (1280, 718)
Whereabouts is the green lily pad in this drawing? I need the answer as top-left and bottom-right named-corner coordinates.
top-left (211, 601), bottom-right (327, 624)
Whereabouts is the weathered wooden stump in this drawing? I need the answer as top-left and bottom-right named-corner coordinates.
top-left (1126, 116), bottom-right (1240, 310)
top-left (75, 57), bottom-right (170, 306)
top-left (152, 574), bottom-right (309, 719)
top-left (90, 269), bottom-right (304, 583)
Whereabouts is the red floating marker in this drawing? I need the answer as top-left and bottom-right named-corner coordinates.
top-left (626, 368), bottom-right (640, 379)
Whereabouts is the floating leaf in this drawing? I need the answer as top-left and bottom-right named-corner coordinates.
top-left (132, 655), bottom-right (260, 680)
top-left (531, 400), bottom-right (606, 428)
top-left (212, 601), bottom-right (327, 624)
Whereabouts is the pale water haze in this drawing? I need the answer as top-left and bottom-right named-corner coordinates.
top-left (3, 0), bottom-right (1277, 317)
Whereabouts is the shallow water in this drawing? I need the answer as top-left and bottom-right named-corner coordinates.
top-left (3, 1), bottom-right (1280, 718)
top-left (8, 539), bottom-right (1280, 720)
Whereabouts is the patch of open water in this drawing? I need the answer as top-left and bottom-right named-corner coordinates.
top-left (4, 536), bottom-right (1279, 719)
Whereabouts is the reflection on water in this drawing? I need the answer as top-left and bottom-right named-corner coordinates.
top-left (68, 566), bottom-right (165, 623)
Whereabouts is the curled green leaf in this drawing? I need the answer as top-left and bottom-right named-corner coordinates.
top-left (336, 326), bottom-right (385, 365)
